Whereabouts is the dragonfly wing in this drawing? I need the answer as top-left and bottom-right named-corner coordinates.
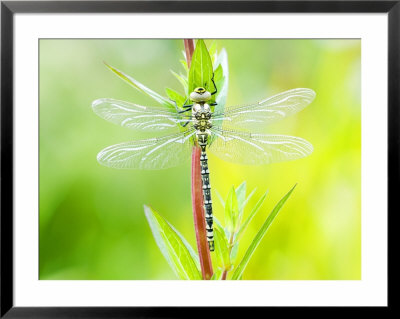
top-left (97, 131), bottom-right (196, 169)
top-left (212, 88), bottom-right (315, 131)
top-left (92, 98), bottom-right (192, 132)
top-left (208, 128), bottom-right (313, 165)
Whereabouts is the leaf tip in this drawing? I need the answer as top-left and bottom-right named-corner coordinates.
top-left (143, 204), bottom-right (153, 218)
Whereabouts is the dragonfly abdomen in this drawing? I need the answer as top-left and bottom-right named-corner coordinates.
top-left (197, 132), bottom-right (214, 252)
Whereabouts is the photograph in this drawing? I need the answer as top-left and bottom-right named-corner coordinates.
top-left (39, 38), bottom-right (361, 281)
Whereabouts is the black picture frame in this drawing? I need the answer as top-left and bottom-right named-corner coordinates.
top-left (1, 1), bottom-right (396, 317)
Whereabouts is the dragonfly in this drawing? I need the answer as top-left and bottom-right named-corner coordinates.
top-left (92, 87), bottom-right (315, 251)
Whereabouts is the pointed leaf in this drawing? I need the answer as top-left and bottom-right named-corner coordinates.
top-left (241, 188), bottom-right (257, 212)
top-left (208, 41), bottom-right (217, 64)
top-left (235, 182), bottom-right (247, 214)
top-left (214, 215), bottom-right (230, 240)
top-left (210, 268), bottom-right (223, 280)
top-left (236, 190), bottom-right (268, 241)
top-left (238, 188), bottom-right (257, 224)
top-left (213, 222), bottom-right (231, 271)
top-left (231, 185), bottom-right (296, 280)
top-left (225, 186), bottom-right (239, 234)
top-left (213, 48), bottom-right (229, 113)
top-left (235, 181), bottom-right (246, 206)
top-left (180, 59), bottom-right (188, 72)
top-left (170, 70), bottom-right (189, 95)
top-left (213, 64), bottom-right (223, 84)
top-left (165, 87), bottom-right (186, 107)
top-left (144, 205), bottom-right (201, 280)
top-left (230, 240), bottom-right (240, 262)
top-left (188, 40), bottom-right (215, 95)
top-left (104, 62), bottom-right (174, 109)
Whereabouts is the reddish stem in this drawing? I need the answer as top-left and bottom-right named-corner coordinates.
top-left (184, 39), bottom-right (213, 280)
top-left (184, 39), bottom-right (195, 68)
top-left (221, 271), bottom-right (227, 280)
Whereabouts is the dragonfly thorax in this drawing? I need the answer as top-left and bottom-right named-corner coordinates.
top-left (191, 87), bottom-right (212, 132)
top-left (193, 103), bottom-right (212, 132)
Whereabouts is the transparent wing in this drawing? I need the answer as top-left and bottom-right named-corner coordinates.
top-left (212, 88), bottom-right (315, 131)
top-left (208, 127), bottom-right (313, 165)
top-left (97, 130), bottom-right (196, 170)
top-left (92, 98), bottom-right (193, 132)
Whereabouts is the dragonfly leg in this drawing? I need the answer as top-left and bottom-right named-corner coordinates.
top-left (170, 98), bottom-right (193, 113)
top-left (178, 106), bottom-right (192, 114)
top-left (169, 98), bottom-right (181, 113)
top-left (210, 73), bottom-right (218, 96)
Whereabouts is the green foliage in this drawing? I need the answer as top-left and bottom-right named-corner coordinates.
top-left (213, 222), bottom-right (231, 272)
top-left (104, 62), bottom-right (174, 109)
top-left (224, 186), bottom-right (239, 234)
top-left (185, 40), bottom-right (229, 114)
top-left (217, 183), bottom-right (295, 279)
top-left (170, 69), bottom-right (188, 94)
top-left (188, 39), bottom-right (215, 95)
top-left (231, 185), bottom-right (296, 280)
top-left (165, 87), bottom-right (186, 108)
top-left (212, 48), bottom-right (229, 115)
top-left (145, 182), bottom-right (295, 280)
top-left (236, 190), bottom-right (268, 240)
top-left (143, 205), bottom-right (201, 280)
top-left (103, 40), bottom-right (229, 129)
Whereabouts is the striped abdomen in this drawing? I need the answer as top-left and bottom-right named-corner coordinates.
top-left (197, 132), bottom-right (214, 252)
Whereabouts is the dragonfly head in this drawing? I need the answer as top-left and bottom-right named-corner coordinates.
top-left (190, 87), bottom-right (211, 103)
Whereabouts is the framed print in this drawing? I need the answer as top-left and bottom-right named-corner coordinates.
top-left (1, 0), bottom-right (396, 317)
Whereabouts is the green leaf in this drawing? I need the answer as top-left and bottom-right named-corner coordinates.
top-left (236, 190), bottom-right (268, 241)
top-left (230, 240), bottom-right (240, 263)
top-left (238, 188), bottom-right (257, 224)
top-left (225, 186), bottom-right (239, 234)
top-left (165, 87), bottom-right (186, 107)
top-left (231, 185), bottom-right (296, 280)
top-left (208, 41), bottom-right (218, 64)
top-left (213, 48), bottom-right (229, 113)
top-left (180, 59), bottom-right (188, 72)
top-left (213, 64), bottom-right (223, 84)
top-left (215, 189), bottom-right (225, 208)
top-left (235, 181), bottom-right (246, 206)
top-left (213, 215), bottom-right (230, 240)
top-left (188, 40), bottom-right (215, 95)
top-left (211, 268), bottom-right (223, 280)
top-left (235, 182), bottom-right (247, 214)
top-left (143, 205), bottom-right (202, 280)
top-left (213, 222), bottom-right (231, 271)
top-left (170, 70), bottom-right (189, 95)
top-left (104, 62), bottom-right (174, 109)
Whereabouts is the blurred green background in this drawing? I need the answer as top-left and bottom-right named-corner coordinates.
top-left (39, 39), bottom-right (361, 280)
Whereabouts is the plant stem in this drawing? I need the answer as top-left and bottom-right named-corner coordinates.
top-left (221, 233), bottom-right (235, 280)
top-left (185, 39), bottom-right (213, 280)
top-left (184, 39), bottom-right (195, 68)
